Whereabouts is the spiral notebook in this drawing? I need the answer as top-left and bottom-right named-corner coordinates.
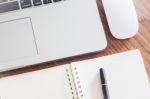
top-left (0, 49), bottom-right (150, 99)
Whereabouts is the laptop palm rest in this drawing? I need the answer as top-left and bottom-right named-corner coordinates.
top-left (0, 17), bottom-right (38, 62)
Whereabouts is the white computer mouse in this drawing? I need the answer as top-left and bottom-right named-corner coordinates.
top-left (102, 0), bottom-right (139, 39)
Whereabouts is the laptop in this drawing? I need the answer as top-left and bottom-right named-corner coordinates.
top-left (0, 0), bottom-right (107, 71)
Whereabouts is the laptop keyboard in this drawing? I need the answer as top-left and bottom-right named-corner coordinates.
top-left (0, 0), bottom-right (62, 14)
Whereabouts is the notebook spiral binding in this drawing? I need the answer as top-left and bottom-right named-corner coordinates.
top-left (72, 67), bottom-right (83, 99)
top-left (66, 68), bottom-right (77, 99)
top-left (66, 66), bottom-right (83, 99)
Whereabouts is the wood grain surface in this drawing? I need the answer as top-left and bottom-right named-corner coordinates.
top-left (0, 0), bottom-right (150, 80)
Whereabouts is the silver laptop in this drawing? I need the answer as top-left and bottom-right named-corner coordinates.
top-left (0, 0), bottom-right (107, 71)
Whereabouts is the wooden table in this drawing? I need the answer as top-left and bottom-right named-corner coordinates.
top-left (0, 0), bottom-right (150, 80)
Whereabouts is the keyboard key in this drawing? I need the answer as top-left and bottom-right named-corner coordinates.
top-left (0, 0), bottom-right (8, 3)
top-left (20, 0), bottom-right (32, 9)
top-left (53, 0), bottom-right (61, 2)
top-left (43, 0), bottom-right (51, 4)
top-left (0, 1), bottom-right (19, 13)
top-left (33, 0), bottom-right (42, 6)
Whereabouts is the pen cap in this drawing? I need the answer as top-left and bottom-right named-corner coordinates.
top-left (100, 68), bottom-right (107, 84)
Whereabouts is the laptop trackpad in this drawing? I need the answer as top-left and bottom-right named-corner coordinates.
top-left (0, 18), bottom-right (38, 62)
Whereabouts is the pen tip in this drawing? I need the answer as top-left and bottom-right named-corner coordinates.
top-left (100, 68), bottom-right (104, 72)
top-left (99, 68), bottom-right (107, 84)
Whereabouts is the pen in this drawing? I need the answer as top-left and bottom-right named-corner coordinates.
top-left (99, 68), bottom-right (110, 99)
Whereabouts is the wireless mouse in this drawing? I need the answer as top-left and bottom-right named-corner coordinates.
top-left (102, 0), bottom-right (139, 39)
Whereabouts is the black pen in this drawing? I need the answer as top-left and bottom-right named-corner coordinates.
top-left (99, 68), bottom-right (110, 99)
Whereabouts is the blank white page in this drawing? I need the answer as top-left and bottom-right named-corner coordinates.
top-left (0, 64), bottom-right (73, 99)
top-left (71, 50), bottom-right (150, 99)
